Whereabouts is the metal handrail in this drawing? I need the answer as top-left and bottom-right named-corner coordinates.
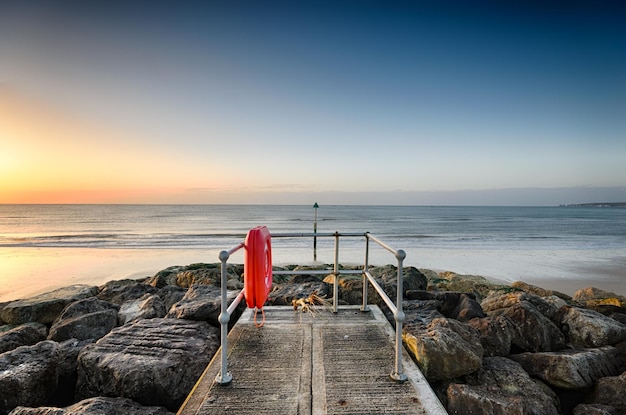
top-left (215, 231), bottom-right (407, 385)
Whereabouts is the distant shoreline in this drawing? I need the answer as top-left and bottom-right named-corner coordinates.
top-left (560, 202), bottom-right (626, 208)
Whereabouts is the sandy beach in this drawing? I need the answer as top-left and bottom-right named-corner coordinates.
top-left (2, 245), bottom-right (625, 303)
top-left (413, 247), bottom-right (626, 297)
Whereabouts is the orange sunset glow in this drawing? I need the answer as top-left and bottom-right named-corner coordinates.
top-left (0, 89), bottom-right (233, 204)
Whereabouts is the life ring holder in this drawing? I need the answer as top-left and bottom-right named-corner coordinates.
top-left (244, 226), bottom-right (272, 327)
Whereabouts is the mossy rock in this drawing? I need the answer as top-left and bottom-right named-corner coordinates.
top-left (586, 298), bottom-right (626, 308)
top-left (432, 272), bottom-right (513, 301)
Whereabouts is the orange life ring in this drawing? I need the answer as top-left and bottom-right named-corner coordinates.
top-left (244, 226), bottom-right (273, 310)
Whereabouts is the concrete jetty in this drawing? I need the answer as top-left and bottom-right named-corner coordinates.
top-left (177, 305), bottom-right (447, 415)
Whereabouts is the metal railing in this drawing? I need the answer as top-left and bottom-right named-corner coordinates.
top-left (215, 231), bottom-right (407, 385)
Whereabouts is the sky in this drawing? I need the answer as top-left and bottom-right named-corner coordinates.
top-left (1, 1), bottom-right (625, 205)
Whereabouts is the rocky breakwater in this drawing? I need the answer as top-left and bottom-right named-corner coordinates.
top-left (0, 263), bottom-right (237, 415)
top-left (1, 262), bottom-right (625, 415)
top-left (404, 273), bottom-right (626, 415)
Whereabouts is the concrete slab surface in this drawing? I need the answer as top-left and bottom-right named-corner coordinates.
top-left (177, 306), bottom-right (447, 415)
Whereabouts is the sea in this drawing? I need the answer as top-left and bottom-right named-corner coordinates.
top-left (1, 204), bottom-right (625, 301)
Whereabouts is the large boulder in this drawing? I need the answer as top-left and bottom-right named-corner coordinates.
top-left (466, 315), bottom-right (515, 357)
top-left (0, 323), bottom-right (47, 354)
top-left (483, 293), bottom-right (565, 352)
top-left (47, 298), bottom-right (119, 342)
top-left (118, 294), bottom-right (166, 325)
top-left (97, 281), bottom-right (158, 306)
top-left (269, 280), bottom-right (332, 307)
top-left (323, 274), bottom-right (380, 306)
top-left (0, 341), bottom-right (60, 415)
top-left (146, 263), bottom-right (243, 290)
top-left (8, 397), bottom-right (173, 415)
top-left (607, 309), bottom-right (626, 326)
top-left (370, 265), bottom-right (428, 294)
top-left (322, 265), bottom-right (427, 307)
top-left (157, 286), bottom-right (186, 312)
top-left (590, 370), bottom-right (626, 414)
top-left (403, 304), bottom-right (483, 381)
top-left (447, 357), bottom-right (559, 415)
top-left (166, 285), bottom-right (240, 326)
top-left (399, 299), bottom-right (443, 328)
top-left (482, 291), bottom-right (559, 320)
top-left (509, 346), bottom-right (623, 389)
top-left (75, 318), bottom-right (219, 412)
top-left (145, 266), bottom-right (186, 288)
top-left (0, 286), bottom-right (98, 325)
top-left (173, 263), bottom-right (222, 288)
top-left (573, 287), bottom-right (626, 326)
top-left (557, 306), bottom-right (626, 348)
top-left (573, 287), bottom-right (626, 308)
top-left (451, 293), bottom-right (486, 322)
top-left (405, 291), bottom-right (485, 322)
top-left (54, 339), bottom-right (95, 407)
top-left (429, 271), bottom-right (511, 301)
top-left (510, 281), bottom-right (571, 301)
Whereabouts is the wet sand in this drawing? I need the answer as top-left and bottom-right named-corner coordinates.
top-left (413, 248), bottom-right (626, 297)
top-left (1, 246), bottom-right (625, 302)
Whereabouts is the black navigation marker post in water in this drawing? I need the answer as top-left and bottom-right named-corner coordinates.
top-left (313, 202), bottom-right (319, 261)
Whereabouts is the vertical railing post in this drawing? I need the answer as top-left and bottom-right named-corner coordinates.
top-left (313, 202), bottom-right (319, 261)
top-left (333, 231), bottom-right (339, 313)
top-left (390, 249), bottom-right (407, 382)
top-left (216, 250), bottom-right (233, 385)
top-left (361, 233), bottom-right (370, 312)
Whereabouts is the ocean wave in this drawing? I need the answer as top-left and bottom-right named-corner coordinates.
top-left (0, 232), bottom-right (247, 249)
top-left (1, 205), bottom-right (624, 252)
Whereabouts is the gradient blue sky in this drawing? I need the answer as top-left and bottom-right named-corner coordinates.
top-left (1, 1), bottom-right (625, 205)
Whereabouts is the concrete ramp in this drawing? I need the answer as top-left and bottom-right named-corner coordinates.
top-left (177, 306), bottom-right (447, 415)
